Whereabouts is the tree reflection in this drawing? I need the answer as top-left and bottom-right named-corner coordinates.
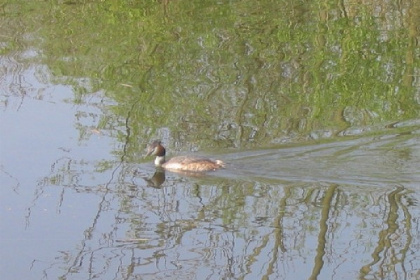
top-left (28, 161), bottom-right (418, 279)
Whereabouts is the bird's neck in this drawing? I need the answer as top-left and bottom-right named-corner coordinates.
top-left (155, 156), bottom-right (166, 166)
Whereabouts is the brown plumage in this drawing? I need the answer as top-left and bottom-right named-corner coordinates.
top-left (146, 140), bottom-right (225, 172)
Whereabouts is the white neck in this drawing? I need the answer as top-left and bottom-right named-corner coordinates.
top-left (155, 156), bottom-right (166, 166)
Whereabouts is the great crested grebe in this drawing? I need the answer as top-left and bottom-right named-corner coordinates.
top-left (146, 140), bottom-right (225, 172)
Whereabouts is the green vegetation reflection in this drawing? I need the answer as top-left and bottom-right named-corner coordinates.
top-left (6, 0), bottom-right (420, 153)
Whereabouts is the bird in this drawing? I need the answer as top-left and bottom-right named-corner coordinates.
top-left (146, 140), bottom-right (225, 172)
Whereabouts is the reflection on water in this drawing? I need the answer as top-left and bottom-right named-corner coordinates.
top-left (4, 124), bottom-right (418, 279)
top-left (24, 173), bottom-right (419, 280)
top-left (1, 0), bottom-right (420, 279)
top-left (142, 169), bottom-right (166, 188)
top-left (2, 97), bottom-right (419, 280)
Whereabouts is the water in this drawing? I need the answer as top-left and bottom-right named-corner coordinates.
top-left (1, 1), bottom-right (420, 279)
top-left (1, 83), bottom-right (419, 279)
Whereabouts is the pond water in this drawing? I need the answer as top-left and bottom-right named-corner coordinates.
top-left (1, 1), bottom-right (420, 280)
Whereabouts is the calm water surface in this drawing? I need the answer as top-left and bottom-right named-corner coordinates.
top-left (1, 1), bottom-right (420, 280)
top-left (2, 77), bottom-right (419, 279)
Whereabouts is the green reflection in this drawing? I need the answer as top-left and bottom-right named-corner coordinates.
top-left (2, 0), bottom-right (420, 151)
top-left (3, 0), bottom-right (418, 151)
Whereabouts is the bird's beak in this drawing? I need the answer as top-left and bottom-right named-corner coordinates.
top-left (145, 147), bottom-right (154, 157)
